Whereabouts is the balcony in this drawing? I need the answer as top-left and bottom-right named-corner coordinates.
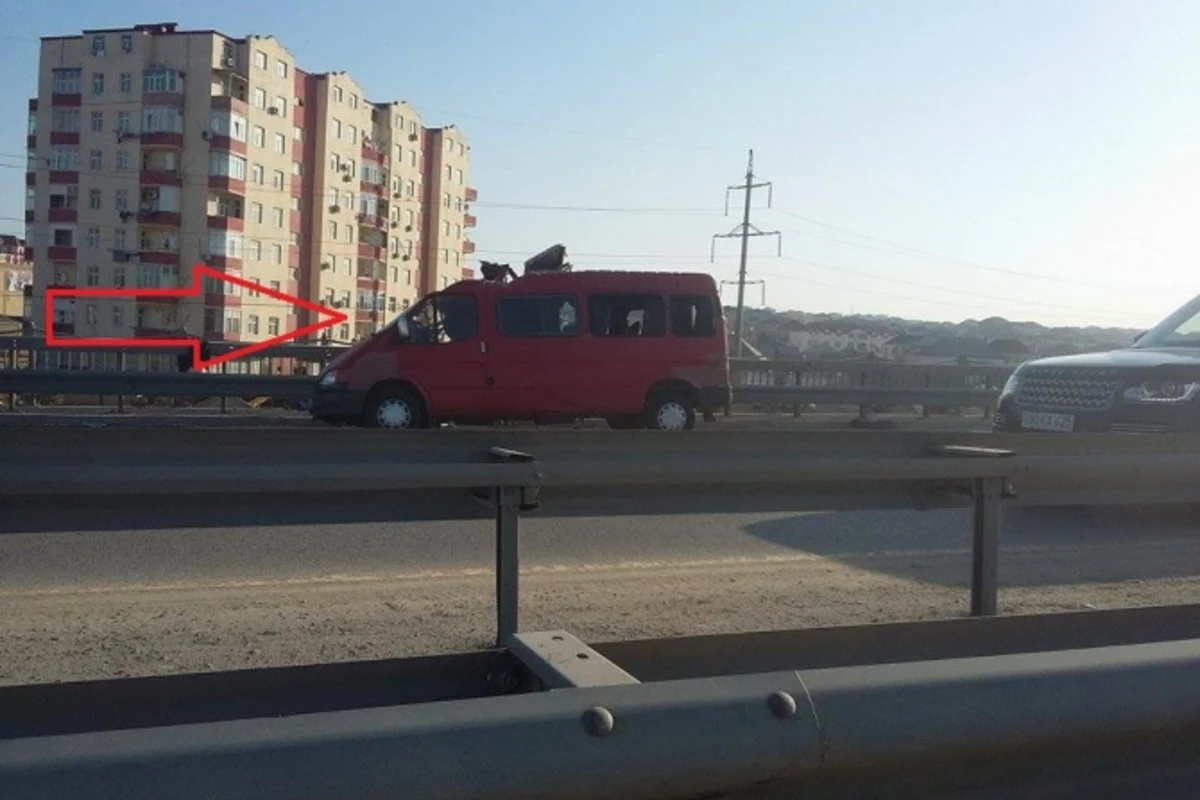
top-left (463, 239), bottom-right (476, 255)
top-left (138, 208), bottom-right (183, 227)
top-left (465, 186), bottom-right (478, 202)
top-left (203, 254), bottom-right (242, 270)
top-left (48, 171), bottom-right (79, 184)
top-left (141, 168), bottom-right (183, 187)
top-left (24, 210), bottom-right (34, 223)
top-left (142, 91), bottom-right (185, 108)
top-left (49, 131), bottom-right (80, 146)
top-left (50, 93), bottom-right (82, 107)
top-left (48, 207), bottom-right (78, 223)
top-left (26, 134), bottom-right (36, 150)
top-left (138, 248), bottom-right (181, 266)
top-left (357, 243), bottom-right (384, 261)
top-left (357, 212), bottom-right (385, 229)
top-left (359, 179), bottom-right (385, 195)
top-left (464, 213), bottom-right (477, 228)
top-left (141, 131), bottom-right (185, 148)
top-left (28, 98), bottom-right (37, 112)
top-left (208, 175), bottom-right (247, 195)
top-left (48, 246), bottom-right (77, 261)
top-left (207, 214), bottom-right (244, 232)
top-left (211, 95), bottom-right (248, 115)
top-left (207, 133), bottom-right (247, 155)
top-left (361, 142), bottom-right (387, 165)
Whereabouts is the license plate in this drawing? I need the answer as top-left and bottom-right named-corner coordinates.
top-left (1021, 411), bottom-right (1075, 432)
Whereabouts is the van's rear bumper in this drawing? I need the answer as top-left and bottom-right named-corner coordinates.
top-left (697, 385), bottom-right (732, 412)
top-left (310, 386), bottom-right (366, 420)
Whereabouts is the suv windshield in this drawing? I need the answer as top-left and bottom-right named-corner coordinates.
top-left (1136, 295), bottom-right (1200, 348)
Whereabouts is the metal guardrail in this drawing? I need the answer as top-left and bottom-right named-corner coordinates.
top-left (2, 429), bottom-right (1200, 797)
top-left (1, 335), bottom-right (1011, 412)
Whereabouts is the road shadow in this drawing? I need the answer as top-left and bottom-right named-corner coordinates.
top-left (743, 505), bottom-right (1200, 588)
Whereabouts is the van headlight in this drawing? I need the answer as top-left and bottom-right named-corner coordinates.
top-left (318, 370), bottom-right (339, 387)
top-left (1123, 381), bottom-right (1200, 404)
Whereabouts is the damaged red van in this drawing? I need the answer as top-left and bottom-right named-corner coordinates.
top-left (311, 245), bottom-right (730, 430)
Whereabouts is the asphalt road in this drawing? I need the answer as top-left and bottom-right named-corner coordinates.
top-left (1, 503), bottom-right (1197, 684)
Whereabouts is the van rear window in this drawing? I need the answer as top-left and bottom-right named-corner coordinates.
top-left (670, 294), bottom-right (718, 337)
top-left (497, 295), bottom-right (579, 337)
top-left (588, 293), bottom-right (666, 337)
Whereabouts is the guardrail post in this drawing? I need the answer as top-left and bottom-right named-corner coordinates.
top-left (220, 361), bottom-right (229, 414)
top-left (116, 353), bottom-right (126, 414)
top-left (495, 485), bottom-right (521, 645)
top-left (971, 476), bottom-right (1003, 616)
top-left (5, 339), bottom-right (14, 412)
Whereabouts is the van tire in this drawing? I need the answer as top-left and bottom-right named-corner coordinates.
top-left (644, 394), bottom-right (696, 431)
top-left (363, 386), bottom-right (426, 430)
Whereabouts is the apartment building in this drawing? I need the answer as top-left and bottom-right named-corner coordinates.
top-left (421, 125), bottom-right (476, 295)
top-left (1, 235), bottom-right (30, 324)
top-left (26, 21), bottom-right (475, 352)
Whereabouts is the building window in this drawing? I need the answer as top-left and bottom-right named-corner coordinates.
top-left (114, 266), bottom-right (126, 287)
top-left (117, 149), bottom-right (130, 170)
top-left (349, 93), bottom-right (358, 109)
top-left (331, 118), bottom-right (342, 138)
top-left (113, 228), bottom-right (126, 250)
top-left (121, 33), bottom-right (133, 53)
top-left (92, 72), bottom-right (105, 96)
top-left (252, 126), bottom-right (265, 148)
top-left (116, 111), bottom-right (131, 132)
top-left (348, 125), bottom-right (357, 144)
top-left (250, 202), bottom-right (263, 223)
top-left (328, 221), bottom-right (338, 239)
top-left (251, 163), bottom-right (264, 184)
top-left (90, 112), bottom-right (104, 132)
top-left (112, 305), bottom-right (124, 326)
top-left (274, 97), bottom-right (287, 116)
top-left (253, 87), bottom-right (267, 108)
top-left (446, 165), bottom-right (453, 181)
top-left (89, 149), bottom-right (102, 170)
top-left (247, 315), bottom-right (260, 335)
top-left (52, 68), bottom-right (82, 94)
top-left (273, 170), bottom-right (285, 189)
top-left (142, 106), bottom-right (183, 133)
top-left (85, 266), bottom-right (100, 286)
top-left (272, 244), bottom-right (283, 264)
top-left (86, 304), bottom-right (98, 325)
top-left (142, 68), bottom-right (182, 93)
top-left (275, 60), bottom-right (288, 78)
top-left (89, 189), bottom-right (101, 210)
top-left (293, 125), bottom-right (303, 141)
top-left (208, 150), bottom-right (248, 180)
top-left (86, 228), bottom-right (101, 248)
top-left (119, 72), bottom-right (132, 93)
top-left (254, 50), bottom-right (268, 70)
top-left (249, 240), bottom-right (262, 260)
top-left (91, 35), bottom-right (106, 56)
top-left (339, 324), bottom-right (350, 340)
top-left (332, 86), bottom-right (343, 103)
top-left (273, 133), bottom-right (286, 154)
top-left (268, 317), bottom-right (280, 335)
top-left (271, 207), bottom-right (284, 227)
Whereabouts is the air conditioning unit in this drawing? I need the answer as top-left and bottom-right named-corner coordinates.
top-left (267, 106), bottom-right (280, 116)
top-left (341, 174), bottom-right (352, 183)
top-left (402, 255), bottom-right (410, 261)
top-left (408, 133), bottom-right (418, 142)
top-left (119, 211), bottom-right (134, 221)
top-left (223, 56), bottom-right (236, 67)
top-left (405, 225), bottom-right (413, 232)
top-left (320, 262), bottom-right (331, 270)
top-left (390, 221), bottom-right (398, 228)
top-left (201, 131), bottom-right (212, 140)
top-left (329, 205), bottom-right (341, 213)
top-left (392, 192), bottom-right (401, 199)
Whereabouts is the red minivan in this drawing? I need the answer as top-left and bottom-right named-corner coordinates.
top-left (311, 248), bottom-right (730, 430)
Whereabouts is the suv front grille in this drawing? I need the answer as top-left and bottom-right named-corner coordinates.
top-left (1017, 370), bottom-right (1121, 410)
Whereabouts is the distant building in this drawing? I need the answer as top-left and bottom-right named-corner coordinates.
top-left (1, 235), bottom-right (31, 323)
top-left (786, 320), bottom-right (899, 358)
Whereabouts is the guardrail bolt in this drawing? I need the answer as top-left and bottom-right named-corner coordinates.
top-left (767, 690), bottom-right (797, 720)
top-left (582, 705), bottom-right (615, 737)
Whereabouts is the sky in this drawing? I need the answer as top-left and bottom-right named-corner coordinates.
top-left (2, 0), bottom-right (1200, 329)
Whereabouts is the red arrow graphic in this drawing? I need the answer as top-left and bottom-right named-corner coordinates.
top-left (45, 263), bottom-right (348, 370)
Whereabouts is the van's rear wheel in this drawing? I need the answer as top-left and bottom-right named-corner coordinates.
top-left (364, 387), bottom-right (426, 430)
top-left (645, 394), bottom-right (695, 431)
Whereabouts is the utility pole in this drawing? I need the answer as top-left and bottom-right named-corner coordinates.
top-left (711, 150), bottom-right (781, 358)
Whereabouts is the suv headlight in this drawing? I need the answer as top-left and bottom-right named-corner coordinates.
top-left (318, 370), bottom-right (339, 387)
top-left (1123, 381), bottom-right (1200, 404)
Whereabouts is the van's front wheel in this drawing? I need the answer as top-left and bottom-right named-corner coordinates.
top-left (363, 387), bottom-right (426, 430)
top-left (645, 394), bottom-right (696, 431)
